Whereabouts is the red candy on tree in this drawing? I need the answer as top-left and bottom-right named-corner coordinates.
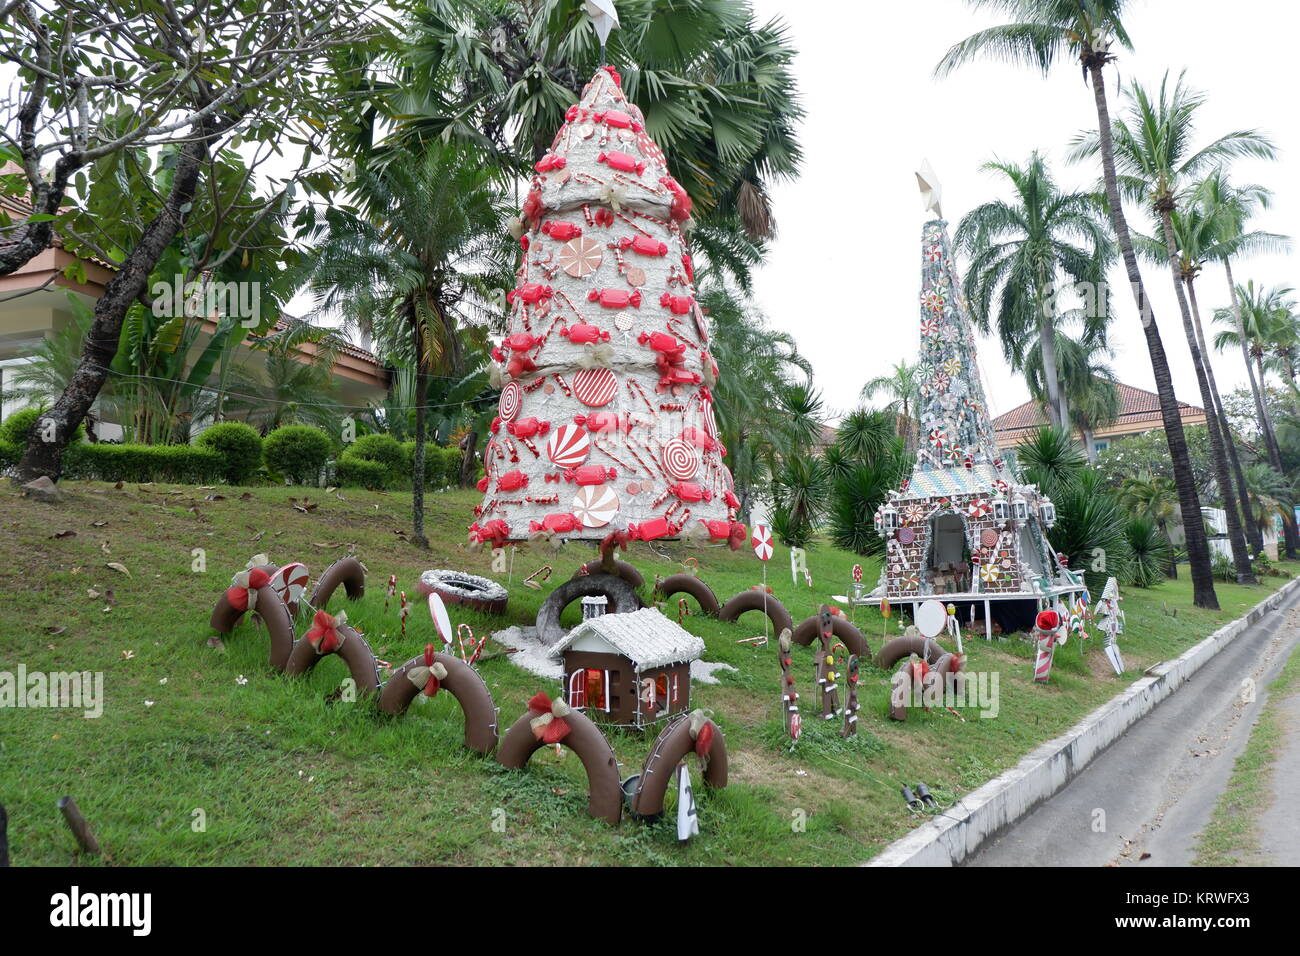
top-left (542, 220), bottom-right (583, 241)
top-left (637, 330), bottom-right (686, 360)
top-left (559, 323), bottom-right (611, 344)
top-left (508, 283), bottom-right (553, 305)
top-left (534, 154), bottom-right (566, 172)
top-left (502, 332), bottom-right (542, 352)
top-left (659, 176), bottom-right (692, 221)
top-left (496, 470), bottom-right (529, 492)
top-left (506, 417), bottom-right (550, 439)
top-left (507, 355), bottom-right (537, 379)
top-left (565, 465), bottom-right (617, 485)
top-left (587, 288), bottom-right (641, 309)
top-left (572, 412), bottom-right (631, 434)
top-left (656, 364), bottom-right (702, 389)
top-left (660, 292), bottom-right (694, 315)
top-left (529, 513), bottom-right (582, 534)
top-left (469, 519), bottom-right (510, 547)
top-left (681, 253), bottom-right (695, 283)
top-left (476, 476), bottom-right (489, 493)
top-left (666, 481), bottom-right (712, 503)
top-left (619, 235), bottom-right (668, 257)
top-left (595, 109), bottom-right (642, 133)
top-left (680, 426), bottom-right (722, 453)
top-left (597, 150), bottom-right (645, 175)
top-left (627, 516), bottom-right (675, 541)
top-left (522, 187), bottom-right (544, 227)
top-left (593, 207), bottom-right (615, 228)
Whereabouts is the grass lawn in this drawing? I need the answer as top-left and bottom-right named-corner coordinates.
top-left (1, 480), bottom-right (1293, 866)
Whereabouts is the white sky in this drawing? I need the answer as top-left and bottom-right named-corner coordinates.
top-left (747, 0), bottom-right (1299, 423)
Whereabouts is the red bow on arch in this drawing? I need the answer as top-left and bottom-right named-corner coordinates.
top-left (527, 692), bottom-right (572, 744)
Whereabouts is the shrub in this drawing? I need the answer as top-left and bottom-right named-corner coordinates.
top-left (341, 433), bottom-right (405, 485)
top-left (196, 422), bottom-right (264, 485)
top-left (1211, 551), bottom-right (1236, 582)
top-left (1124, 515), bottom-right (1172, 588)
top-left (335, 457), bottom-right (390, 488)
top-left (63, 443), bottom-right (224, 483)
top-left (0, 406), bottom-right (85, 446)
top-left (264, 425), bottom-right (333, 485)
top-left (402, 441), bottom-right (460, 488)
top-left (1045, 469), bottom-right (1133, 593)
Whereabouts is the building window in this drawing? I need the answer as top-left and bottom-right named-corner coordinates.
top-left (1094, 440), bottom-right (1109, 452)
top-left (568, 668), bottom-right (609, 711)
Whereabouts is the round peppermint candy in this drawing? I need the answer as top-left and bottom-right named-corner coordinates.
top-left (499, 380), bottom-right (523, 422)
top-left (751, 524), bottom-right (773, 561)
top-left (660, 438), bottom-right (699, 481)
top-left (573, 367), bottom-right (618, 407)
top-left (559, 236), bottom-right (603, 278)
top-left (572, 484), bottom-right (619, 528)
top-left (897, 526), bottom-right (916, 545)
top-left (980, 528), bottom-right (999, 548)
top-left (546, 424), bottom-right (591, 469)
top-left (270, 562), bottom-right (310, 607)
top-left (702, 399), bottom-right (719, 441)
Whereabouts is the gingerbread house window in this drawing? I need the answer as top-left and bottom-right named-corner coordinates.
top-left (568, 668), bottom-right (610, 712)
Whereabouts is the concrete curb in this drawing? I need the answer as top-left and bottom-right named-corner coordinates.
top-left (866, 574), bottom-right (1300, 867)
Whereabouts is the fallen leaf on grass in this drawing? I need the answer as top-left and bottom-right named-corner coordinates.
top-left (207, 636), bottom-right (225, 650)
top-left (240, 492), bottom-right (253, 501)
top-left (121, 650), bottom-right (135, 660)
top-left (91, 520), bottom-right (107, 528)
top-left (50, 530), bottom-right (77, 539)
top-left (87, 588), bottom-right (100, 599)
top-left (105, 562), bottom-right (131, 577)
top-left (205, 494), bottom-right (226, 501)
top-left (293, 500), bottom-right (319, 513)
top-left (100, 541), bottom-right (111, 555)
top-left (325, 486), bottom-right (337, 494)
top-left (44, 625), bottom-right (67, 635)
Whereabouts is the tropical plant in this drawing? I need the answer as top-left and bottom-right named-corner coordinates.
top-left (827, 445), bottom-right (909, 557)
top-left (308, 142), bottom-right (514, 546)
top-left (1017, 425), bottom-right (1087, 495)
top-left (1044, 468), bottom-right (1133, 593)
top-left (1125, 515), bottom-right (1172, 587)
top-left (1241, 462), bottom-right (1293, 539)
top-left (938, 0), bottom-right (1220, 608)
top-left (1069, 71), bottom-right (1272, 584)
top-left (386, 0), bottom-right (803, 242)
top-left (219, 319), bottom-right (345, 436)
top-left (955, 152), bottom-right (1113, 428)
top-left (1020, 329), bottom-right (1120, 459)
top-left (770, 456), bottom-right (828, 548)
top-left (698, 285), bottom-right (820, 519)
top-left (860, 361), bottom-right (920, 448)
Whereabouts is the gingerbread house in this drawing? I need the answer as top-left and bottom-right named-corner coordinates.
top-left (548, 607), bottom-right (702, 728)
top-left (865, 204), bottom-right (1085, 637)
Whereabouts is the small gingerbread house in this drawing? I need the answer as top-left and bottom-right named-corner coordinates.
top-left (866, 205), bottom-right (1084, 636)
top-left (548, 607), bottom-right (702, 727)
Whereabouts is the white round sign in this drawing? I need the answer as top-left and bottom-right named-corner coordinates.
top-left (426, 592), bottom-right (452, 646)
top-left (915, 599), bottom-right (947, 639)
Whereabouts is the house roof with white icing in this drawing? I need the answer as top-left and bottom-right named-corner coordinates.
top-left (547, 608), bottom-right (705, 670)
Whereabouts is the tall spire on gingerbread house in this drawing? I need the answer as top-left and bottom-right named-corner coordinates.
top-left (912, 162), bottom-right (999, 474)
top-left (470, 66), bottom-right (739, 550)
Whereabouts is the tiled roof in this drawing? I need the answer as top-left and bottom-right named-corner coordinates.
top-left (993, 383), bottom-right (1204, 437)
top-left (547, 607), bottom-right (705, 670)
top-left (273, 315), bottom-right (379, 366)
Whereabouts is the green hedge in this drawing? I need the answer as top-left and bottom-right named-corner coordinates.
top-left (264, 425), bottom-right (333, 485)
top-left (196, 422), bottom-right (264, 485)
top-left (63, 443), bottom-right (225, 484)
top-left (0, 407), bottom-right (85, 445)
top-left (402, 441), bottom-right (461, 488)
top-left (335, 456), bottom-right (390, 489)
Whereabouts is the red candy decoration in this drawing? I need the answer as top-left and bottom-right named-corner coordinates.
top-left (597, 150), bottom-right (646, 175)
top-left (542, 221), bottom-right (583, 241)
top-left (565, 465), bottom-right (617, 485)
top-left (587, 288), bottom-right (641, 309)
top-left (559, 323), bottom-right (611, 344)
top-left (496, 470), bottom-right (529, 492)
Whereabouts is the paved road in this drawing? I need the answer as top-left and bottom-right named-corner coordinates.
top-left (967, 589), bottom-right (1300, 867)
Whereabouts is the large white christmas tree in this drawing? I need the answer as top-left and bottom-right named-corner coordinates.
top-left (470, 66), bottom-right (740, 549)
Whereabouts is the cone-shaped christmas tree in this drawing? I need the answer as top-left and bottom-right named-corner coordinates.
top-left (470, 67), bottom-right (742, 549)
top-left (872, 207), bottom-right (1076, 611)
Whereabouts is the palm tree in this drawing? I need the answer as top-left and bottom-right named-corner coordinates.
top-left (219, 320), bottom-right (345, 435)
top-left (385, 0), bottom-right (802, 241)
top-left (937, 0), bottom-right (1220, 608)
top-left (1199, 172), bottom-right (1292, 485)
top-left (308, 144), bottom-right (513, 548)
top-left (860, 360), bottom-right (920, 448)
top-left (1133, 202), bottom-right (1264, 553)
top-left (1022, 328), bottom-right (1120, 459)
top-left (696, 285), bottom-right (819, 520)
top-left (955, 152), bottom-right (1113, 428)
top-left (1069, 71), bottom-right (1271, 584)
top-left (1241, 462), bottom-right (1293, 543)
top-left (1118, 469), bottom-right (1177, 576)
